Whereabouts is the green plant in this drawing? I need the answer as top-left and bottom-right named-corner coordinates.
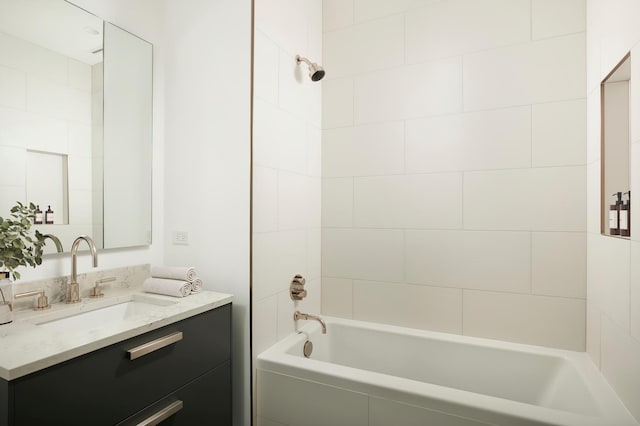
top-left (0, 202), bottom-right (44, 280)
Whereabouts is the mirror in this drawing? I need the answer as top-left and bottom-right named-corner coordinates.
top-left (601, 53), bottom-right (631, 238)
top-left (0, 0), bottom-right (152, 253)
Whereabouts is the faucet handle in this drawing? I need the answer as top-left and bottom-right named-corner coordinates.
top-left (90, 276), bottom-right (116, 298)
top-left (15, 289), bottom-right (50, 311)
top-left (290, 274), bottom-right (307, 301)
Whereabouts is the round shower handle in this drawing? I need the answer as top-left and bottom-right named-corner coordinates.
top-left (290, 274), bottom-right (307, 301)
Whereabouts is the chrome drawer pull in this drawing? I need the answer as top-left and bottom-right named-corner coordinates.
top-left (127, 331), bottom-right (183, 360)
top-left (136, 400), bottom-right (183, 426)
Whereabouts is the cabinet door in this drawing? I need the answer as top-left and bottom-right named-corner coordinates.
top-left (118, 361), bottom-right (231, 426)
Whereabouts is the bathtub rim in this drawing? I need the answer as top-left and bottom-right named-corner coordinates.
top-left (257, 316), bottom-right (638, 426)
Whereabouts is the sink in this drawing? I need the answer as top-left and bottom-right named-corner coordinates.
top-left (35, 296), bottom-right (176, 332)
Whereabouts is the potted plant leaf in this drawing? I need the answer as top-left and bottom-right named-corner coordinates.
top-left (0, 201), bottom-right (45, 281)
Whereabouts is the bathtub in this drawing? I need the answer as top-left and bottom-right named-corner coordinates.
top-left (256, 317), bottom-right (638, 426)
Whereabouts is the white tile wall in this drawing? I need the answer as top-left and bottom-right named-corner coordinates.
top-left (630, 242), bottom-right (640, 342)
top-left (322, 0), bottom-right (587, 352)
top-left (464, 34), bottom-right (585, 111)
top-left (463, 290), bottom-right (586, 350)
top-left (405, 0), bottom-right (530, 63)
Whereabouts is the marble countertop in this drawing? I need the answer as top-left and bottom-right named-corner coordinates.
top-left (0, 287), bottom-right (232, 380)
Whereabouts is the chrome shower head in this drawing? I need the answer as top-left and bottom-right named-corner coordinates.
top-left (296, 55), bottom-right (325, 82)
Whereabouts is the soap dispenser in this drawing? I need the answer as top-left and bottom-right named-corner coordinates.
top-left (34, 205), bottom-right (43, 225)
top-left (610, 192), bottom-right (623, 236)
top-left (45, 205), bottom-right (54, 224)
top-left (620, 191), bottom-right (631, 237)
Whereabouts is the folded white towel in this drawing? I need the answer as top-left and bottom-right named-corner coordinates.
top-left (143, 278), bottom-right (192, 298)
top-left (151, 266), bottom-right (197, 282)
top-left (191, 277), bottom-right (203, 293)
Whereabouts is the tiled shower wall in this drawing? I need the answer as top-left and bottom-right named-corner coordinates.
top-left (252, 0), bottom-right (323, 365)
top-left (586, 0), bottom-right (640, 421)
top-left (321, 0), bottom-right (588, 351)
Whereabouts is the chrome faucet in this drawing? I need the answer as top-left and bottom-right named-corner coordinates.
top-left (67, 235), bottom-right (98, 304)
top-left (42, 234), bottom-right (63, 253)
top-left (294, 311), bottom-right (327, 334)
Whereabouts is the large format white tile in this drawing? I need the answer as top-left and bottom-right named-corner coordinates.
top-left (532, 99), bottom-right (587, 167)
top-left (406, 106), bottom-right (531, 173)
top-left (322, 77), bottom-right (353, 128)
top-left (354, 0), bottom-right (433, 23)
top-left (0, 65), bottom-right (26, 110)
top-left (461, 231), bottom-right (531, 293)
top-left (355, 58), bottom-right (462, 124)
top-left (254, 30), bottom-right (280, 104)
top-left (354, 173), bottom-right (463, 229)
top-left (307, 125), bottom-right (322, 177)
top-left (279, 51), bottom-right (322, 127)
top-left (68, 59), bottom-right (92, 92)
top-left (601, 316), bottom-right (640, 421)
top-left (276, 289), bottom-right (296, 339)
top-left (532, 0), bottom-right (586, 40)
top-left (587, 233), bottom-right (630, 331)
top-left (253, 166), bottom-right (278, 233)
top-left (321, 277), bottom-right (353, 318)
top-left (586, 302), bottom-right (601, 368)
top-left (324, 14), bottom-right (404, 79)
top-left (0, 33), bottom-right (67, 87)
top-left (0, 185), bottom-right (25, 215)
top-left (323, 0), bottom-right (353, 32)
top-left (253, 230), bottom-right (307, 300)
top-left (406, 0), bottom-right (530, 63)
top-left (278, 171), bottom-right (309, 230)
top-left (586, 89), bottom-right (601, 164)
top-left (255, 0), bottom-right (308, 58)
top-left (0, 107), bottom-right (27, 148)
top-left (464, 166), bottom-right (586, 231)
top-left (532, 232), bottom-right (587, 298)
top-left (0, 146), bottom-right (26, 186)
top-left (322, 228), bottom-right (404, 282)
top-left (353, 281), bottom-right (462, 333)
top-left (322, 122), bottom-right (404, 177)
top-left (405, 230), bottom-right (464, 287)
top-left (586, 162), bottom-right (601, 235)
top-left (307, 228), bottom-right (322, 281)
top-left (463, 290), bottom-right (586, 350)
top-left (464, 34), bottom-right (586, 111)
top-left (322, 177), bottom-right (353, 227)
top-left (630, 241), bottom-right (640, 342)
top-left (253, 295), bottom-right (278, 356)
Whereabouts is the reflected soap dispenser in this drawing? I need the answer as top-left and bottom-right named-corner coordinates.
top-left (621, 191), bottom-right (631, 237)
top-left (610, 192), bottom-right (623, 236)
top-left (45, 205), bottom-right (54, 225)
top-left (34, 205), bottom-right (43, 225)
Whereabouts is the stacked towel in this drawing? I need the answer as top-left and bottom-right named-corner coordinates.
top-left (145, 265), bottom-right (203, 297)
top-left (143, 278), bottom-right (192, 298)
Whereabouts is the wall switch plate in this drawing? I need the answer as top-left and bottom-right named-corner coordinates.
top-left (173, 231), bottom-right (189, 245)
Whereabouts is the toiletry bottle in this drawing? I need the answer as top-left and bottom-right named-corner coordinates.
top-left (610, 192), bottom-right (623, 236)
top-left (34, 205), bottom-right (43, 224)
top-left (621, 191), bottom-right (631, 237)
top-left (45, 205), bottom-right (54, 224)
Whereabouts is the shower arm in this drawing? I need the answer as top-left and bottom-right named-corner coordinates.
top-left (296, 55), bottom-right (312, 66)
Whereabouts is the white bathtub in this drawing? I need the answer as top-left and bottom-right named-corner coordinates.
top-left (257, 317), bottom-right (638, 426)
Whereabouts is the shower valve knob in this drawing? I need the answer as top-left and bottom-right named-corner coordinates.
top-left (290, 274), bottom-right (307, 301)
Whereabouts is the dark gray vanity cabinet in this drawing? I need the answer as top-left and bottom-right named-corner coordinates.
top-left (0, 303), bottom-right (231, 426)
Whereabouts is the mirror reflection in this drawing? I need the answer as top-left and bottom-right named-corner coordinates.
top-left (0, 0), bottom-right (152, 253)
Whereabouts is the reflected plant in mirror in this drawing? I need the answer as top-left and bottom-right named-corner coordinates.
top-left (0, 0), bottom-right (153, 253)
top-left (0, 202), bottom-right (44, 281)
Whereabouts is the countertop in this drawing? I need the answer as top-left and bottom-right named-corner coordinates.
top-left (0, 287), bottom-right (233, 380)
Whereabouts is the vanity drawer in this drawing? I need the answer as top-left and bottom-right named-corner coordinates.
top-left (10, 303), bottom-right (231, 426)
top-left (116, 360), bottom-right (231, 426)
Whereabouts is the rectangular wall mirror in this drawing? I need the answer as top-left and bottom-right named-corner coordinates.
top-left (0, 0), bottom-right (153, 253)
top-left (601, 53), bottom-right (631, 238)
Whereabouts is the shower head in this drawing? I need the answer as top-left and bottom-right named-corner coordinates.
top-left (296, 55), bottom-right (325, 82)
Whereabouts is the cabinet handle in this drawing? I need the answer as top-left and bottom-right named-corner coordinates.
top-left (127, 331), bottom-right (183, 360)
top-left (136, 400), bottom-right (183, 426)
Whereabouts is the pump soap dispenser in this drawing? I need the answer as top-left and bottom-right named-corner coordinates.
top-left (610, 192), bottom-right (623, 236)
top-left (621, 191), bottom-right (631, 237)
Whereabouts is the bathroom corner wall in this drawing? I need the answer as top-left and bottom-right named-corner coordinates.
top-left (321, 0), bottom-right (587, 351)
top-left (252, 0), bottom-right (323, 393)
top-left (586, 0), bottom-right (640, 421)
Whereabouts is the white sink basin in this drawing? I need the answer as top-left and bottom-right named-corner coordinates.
top-left (35, 297), bottom-right (176, 332)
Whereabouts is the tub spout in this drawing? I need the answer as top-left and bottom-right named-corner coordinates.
top-left (294, 311), bottom-right (326, 334)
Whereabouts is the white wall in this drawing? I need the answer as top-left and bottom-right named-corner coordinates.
top-left (322, 0), bottom-right (587, 351)
top-left (163, 1), bottom-right (252, 425)
top-left (586, 0), bottom-right (640, 421)
top-left (252, 0), bottom-right (323, 421)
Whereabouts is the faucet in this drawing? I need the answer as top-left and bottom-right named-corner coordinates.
top-left (42, 234), bottom-right (63, 253)
top-left (67, 235), bottom-right (98, 304)
top-left (294, 311), bottom-right (327, 334)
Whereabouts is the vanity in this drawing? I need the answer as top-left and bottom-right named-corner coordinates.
top-left (0, 289), bottom-right (232, 425)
